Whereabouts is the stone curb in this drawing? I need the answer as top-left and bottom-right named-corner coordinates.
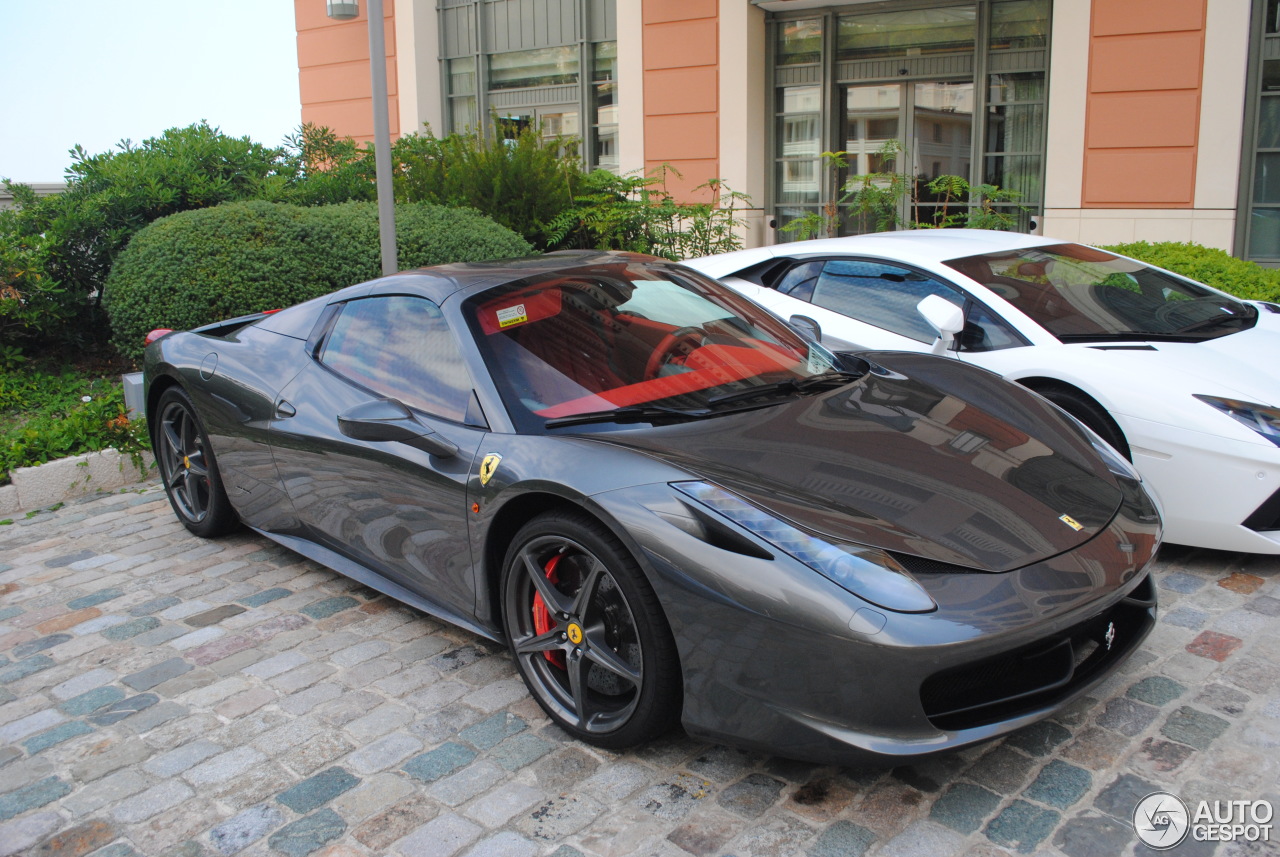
top-left (0, 448), bottom-right (156, 517)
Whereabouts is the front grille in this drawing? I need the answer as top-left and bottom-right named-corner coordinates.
top-left (919, 575), bottom-right (1155, 731)
top-left (1243, 488), bottom-right (1280, 531)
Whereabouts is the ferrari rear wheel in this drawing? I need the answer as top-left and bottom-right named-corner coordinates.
top-left (155, 387), bottom-right (238, 538)
top-left (501, 511), bottom-right (680, 749)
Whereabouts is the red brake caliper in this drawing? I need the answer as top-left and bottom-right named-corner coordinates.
top-left (531, 554), bottom-right (566, 669)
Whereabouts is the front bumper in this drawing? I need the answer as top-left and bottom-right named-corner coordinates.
top-left (591, 480), bottom-right (1159, 765)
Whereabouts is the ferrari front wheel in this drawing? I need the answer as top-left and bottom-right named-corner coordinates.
top-left (154, 387), bottom-right (239, 538)
top-left (501, 511), bottom-right (680, 749)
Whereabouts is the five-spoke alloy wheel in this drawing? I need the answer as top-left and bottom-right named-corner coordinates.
top-left (154, 387), bottom-right (238, 537)
top-left (502, 511), bottom-right (680, 748)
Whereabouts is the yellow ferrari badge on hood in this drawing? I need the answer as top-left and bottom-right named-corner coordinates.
top-left (479, 453), bottom-right (502, 486)
top-left (1059, 514), bottom-right (1083, 531)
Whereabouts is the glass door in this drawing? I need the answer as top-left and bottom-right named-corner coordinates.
top-left (910, 81), bottom-right (975, 227)
top-left (839, 81), bottom-right (974, 233)
top-left (840, 84), bottom-right (903, 234)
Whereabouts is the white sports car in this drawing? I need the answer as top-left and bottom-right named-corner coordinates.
top-left (686, 229), bottom-right (1280, 554)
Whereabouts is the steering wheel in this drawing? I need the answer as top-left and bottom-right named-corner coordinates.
top-left (644, 326), bottom-right (707, 380)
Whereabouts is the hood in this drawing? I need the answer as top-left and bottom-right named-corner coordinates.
top-left (1053, 309), bottom-right (1280, 406)
top-left (591, 352), bottom-right (1124, 572)
top-left (1163, 312), bottom-right (1280, 404)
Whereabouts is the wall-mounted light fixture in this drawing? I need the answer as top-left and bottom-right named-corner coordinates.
top-left (326, 1), bottom-right (359, 20)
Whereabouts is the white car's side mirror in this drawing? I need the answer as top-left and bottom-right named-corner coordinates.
top-left (918, 295), bottom-right (965, 355)
top-left (789, 314), bottom-right (822, 343)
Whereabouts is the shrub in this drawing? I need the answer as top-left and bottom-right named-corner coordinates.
top-left (394, 125), bottom-right (580, 249)
top-left (781, 142), bottom-right (1023, 240)
top-left (0, 368), bottom-right (148, 486)
top-left (281, 123), bottom-right (582, 248)
top-left (2, 123), bottom-right (291, 352)
top-left (545, 167), bottom-right (750, 260)
top-left (1100, 241), bottom-right (1280, 302)
top-left (104, 200), bottom-right (531, 359)
top-left (0, 216), bottom-right (72, 362)
top-left (279, 124), bottom-right (377, 206)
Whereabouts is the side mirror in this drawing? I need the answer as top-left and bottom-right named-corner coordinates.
top-left (917, 295), bottom-right (965, 355)
top-left (338, 398), bottom-right (459, 458)
top-left (789, 314), bottom-right (822, 343)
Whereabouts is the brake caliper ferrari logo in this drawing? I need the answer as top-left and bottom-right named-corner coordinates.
top-left (479, 453), bottom-right (502, 486)
top-left (1059, 514), bottom-right (1083, 531)
top-left (183, 456), bottom-right (191, 470)
top-left (566, 623), bottom-right (584, 645)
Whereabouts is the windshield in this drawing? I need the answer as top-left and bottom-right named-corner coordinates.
top-left (944, 243), bottom-right (1257, 342)
top-left (463, 261), bottom-right (840, 430)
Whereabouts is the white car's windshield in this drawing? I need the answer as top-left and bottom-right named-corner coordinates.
top-left (464, 261), bottom-right (842, 430)
top-left (945, 243), bottom-right (1257, 342)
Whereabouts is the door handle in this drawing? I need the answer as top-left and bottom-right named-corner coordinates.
top-left (275, 400), bottom-right (297, 419)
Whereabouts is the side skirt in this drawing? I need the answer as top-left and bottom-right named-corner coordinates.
top-left (248, 526), bottom-right (502, 643)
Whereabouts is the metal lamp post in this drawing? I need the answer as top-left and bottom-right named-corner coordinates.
top-left (327, 0), bottom-right (397, 276)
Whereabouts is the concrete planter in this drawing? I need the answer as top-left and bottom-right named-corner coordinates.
top-left (0, 448), bottom-right (156, 517)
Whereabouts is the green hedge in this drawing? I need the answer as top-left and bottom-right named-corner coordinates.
top-left (104, 200), bottom-right (531, 358)
top-left (1101, 240), bottom-right (1280, 303)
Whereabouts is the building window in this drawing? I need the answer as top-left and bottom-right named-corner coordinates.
top-left (447, 57), bottom-right (478, 130)
top-left (769, 0), bottom-right (1050, 237)
top-left (592, 41), bottom-right (619, 171)
top-left (440, 0), bottom-right (617, 171)
top-left (1241, 0), bottom-right (1280, 262)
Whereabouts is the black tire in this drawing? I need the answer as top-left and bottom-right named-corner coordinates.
top-left (500, 510), bottom-right (681, 749)
top-left (1034, 382), bottom-right (1132, 461)
top-left (153, 387), bottom-right (239, 538)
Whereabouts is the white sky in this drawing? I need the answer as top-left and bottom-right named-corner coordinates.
top-left (0, 0), bottom-right (302, 183)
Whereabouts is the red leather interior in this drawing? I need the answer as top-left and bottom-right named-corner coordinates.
top-left (536, 343), bottom-right (800, 418)
top-left (477, 281), bottom-right (806, 418)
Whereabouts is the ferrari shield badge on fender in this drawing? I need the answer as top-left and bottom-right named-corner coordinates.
top-left (1059, 514), bottom-right (1084, 531)
top-left (479, 453), bottom-right (502, 486)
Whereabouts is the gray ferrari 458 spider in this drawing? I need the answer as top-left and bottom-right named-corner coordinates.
top-left (143, 251), bottom-right (1160, 764)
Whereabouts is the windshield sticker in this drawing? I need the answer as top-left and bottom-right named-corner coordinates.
top-left (496, 304), bottom-right (528, 328)
top-left (806, 343), bottom-right (836, 375)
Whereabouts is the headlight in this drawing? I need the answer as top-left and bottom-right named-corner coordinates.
top-left (673, 481), bottom-right (936, 614)
top-left (1195, 395), bottom-right (1280, 447)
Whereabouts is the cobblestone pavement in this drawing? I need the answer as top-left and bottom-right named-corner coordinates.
top-left (1, 484), bottom-right (1278, 857)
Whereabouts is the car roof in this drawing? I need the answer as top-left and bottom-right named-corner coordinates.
top-left (690, 229), bottom-right (1061, 277)
top-left (325, 250), bottom-right (669, 305)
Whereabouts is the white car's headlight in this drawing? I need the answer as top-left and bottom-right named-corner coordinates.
top-left (1194, 395), bottom-right (1280, 447)
top-left (673, 481), bottom-right (937, 614)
